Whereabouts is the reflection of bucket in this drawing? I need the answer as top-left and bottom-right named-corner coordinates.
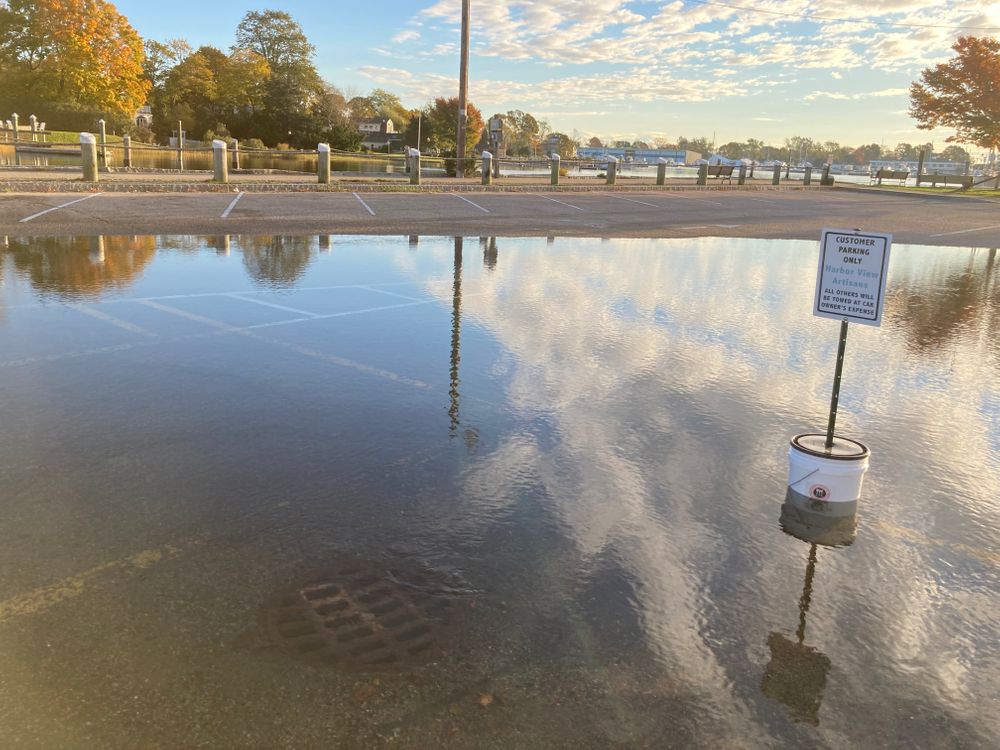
top-left (780, 489), bottom-right (857, 546)
top-left (788, 433), bottom-right (869, 506)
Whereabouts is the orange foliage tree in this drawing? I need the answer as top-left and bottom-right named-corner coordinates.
top-left (0, 0), bottom-right (148, 117)
top-left (909, 36), bottom-right (1000, 151)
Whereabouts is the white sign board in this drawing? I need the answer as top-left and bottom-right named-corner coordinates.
top-left (814, 228), bottom-right (892, 327)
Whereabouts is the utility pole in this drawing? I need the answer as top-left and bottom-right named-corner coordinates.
top-left (455, 0), bottom-right (470, 178)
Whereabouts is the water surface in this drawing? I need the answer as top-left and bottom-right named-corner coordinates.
top-left (0, 235), bottom-right (996, 747)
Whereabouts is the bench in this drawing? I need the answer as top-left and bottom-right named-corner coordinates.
top-left (707, 164), bottom-right (734, 183)
top-left (919, 173), bottom-right (974, 189)
top-left (871, 169), bottom-right (908, 185)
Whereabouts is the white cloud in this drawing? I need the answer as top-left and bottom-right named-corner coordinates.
top-left (392, 30), bottom-right (420, 43)
top-left (804, 87), bottom-right (909, 101)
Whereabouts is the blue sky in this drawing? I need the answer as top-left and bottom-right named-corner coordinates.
top-left (113, 1), bottom-right (999, 152)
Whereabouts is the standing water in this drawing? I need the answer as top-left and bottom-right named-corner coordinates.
top-left (0, 235), bottom-right (996, 747)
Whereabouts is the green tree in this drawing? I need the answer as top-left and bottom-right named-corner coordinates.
top-left (718, 141), bottom-right (746, 158)
top-left (312, 83), bottom-right (361, 150)
top-left (676, 136), bottom-right (712, 156)
top-left (501, 109), bottom-right (541, 156)
top-left (910, 35), bottom-right (1000, 150)
top-left (367, 88), bottom-right (411, 131)
top-left (587, 136), bottom-right (603, 148)
top-left (549, 133), bottom-right (578, 158)
top-left (938, 144), bottom-right (970, 162)
top-left (233, 9), bottom-right (322, 146)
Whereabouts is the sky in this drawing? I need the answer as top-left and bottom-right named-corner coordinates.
top-left (112, 0), bottom-right (1000, 152)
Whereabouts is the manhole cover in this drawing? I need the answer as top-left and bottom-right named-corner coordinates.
top-left (260, 556), bottom-right (475, 670)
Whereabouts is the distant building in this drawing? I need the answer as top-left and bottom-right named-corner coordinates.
top-left (358, 118), bottom-right (395, 135)
top-left (357, 118), bottom-right (401, 152)
top-left (577, 146), bottom-right (701, 165)
top-left (134, 105), bottom-right (152, 128)
top-left (868, 159), bottom-right (967, 175)
top-left (360, 132), bottom-right (402, 152)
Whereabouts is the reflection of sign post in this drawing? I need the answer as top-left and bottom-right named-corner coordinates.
top-left (814, 229), bottom-right (891, 326)
top-left (813, 229), bottom-right (892, 449)
top-left (761, 544), bottom-right (831, 726)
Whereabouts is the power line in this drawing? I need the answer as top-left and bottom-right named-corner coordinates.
top-left (686, 0), bottom-right (1000, 31)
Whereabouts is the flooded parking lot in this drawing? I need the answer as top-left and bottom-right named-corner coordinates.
top-left (0, 235), bottom-right (997, 747)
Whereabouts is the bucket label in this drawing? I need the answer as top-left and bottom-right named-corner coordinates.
top-left (809, 484), bottom-right (830, 500)
top-left (814, 229), bottom-right (892, 327)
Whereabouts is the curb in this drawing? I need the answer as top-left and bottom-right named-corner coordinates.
top-left (0, 180), bottom-right (831, 195)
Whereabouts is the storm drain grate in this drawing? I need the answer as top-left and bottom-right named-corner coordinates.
top-left (260, 557), bottom-right (474, 670)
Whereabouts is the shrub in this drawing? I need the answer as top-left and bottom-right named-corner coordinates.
top-left (128, 124), bottom-right (155, 144)
top-left (242, 138), bottom-right (265, 150)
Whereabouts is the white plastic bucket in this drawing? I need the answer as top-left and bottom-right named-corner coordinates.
top-left (787, 433), bottom-right (869, 507)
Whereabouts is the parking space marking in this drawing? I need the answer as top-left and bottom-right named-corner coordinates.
top-left (72, 305), bottom-right (156, 336)
top-left (930, 224), bottom-right (1000, 238)
top-left (356, 285), bottom-right (423, 302)
top-left (609, 195), bottom-right (660, 208)
top-left (224, 293), bottom-right (321, 318)
top-left (538, 195), bottom-right (585, 211)
top-left (450, 193), bottom-right (490, 213)
top-left (137, 299), bottom-right (238, 331)
top-left (221, 192), bottom-right (244, 218)
top-left (0, 542), bottom-right (185, 623)
top-left (251, 337), bottom-right (431, 389)
top-left (682, 224), bottom-right (742, 230)
top-left (1, 282), bottom-right (428, 312)
top-left (19, 193), bottom-right (102, 223)
top-left (0, 293), bottom-right (481, 371)
top-left (353, 192), bottom-right (376, 216)
top-left (660, 192), bottom-right (722, 206)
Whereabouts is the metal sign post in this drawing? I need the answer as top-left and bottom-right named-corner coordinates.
top-left (813, 228), bottom-right (892, 449)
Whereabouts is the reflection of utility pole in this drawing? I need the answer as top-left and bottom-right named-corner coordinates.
top-left (480, 236), bottom-right (497, 270)
top-left (449, 237), bottom-right (463, 435)
top-left (455, 0), bottom-right (470, 178)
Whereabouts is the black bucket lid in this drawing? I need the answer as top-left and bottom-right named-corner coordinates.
top-left (790, 433), bottom-right (870, 460)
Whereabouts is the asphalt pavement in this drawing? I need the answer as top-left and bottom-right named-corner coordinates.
top-left (1, 181), bottom-right (998, 247)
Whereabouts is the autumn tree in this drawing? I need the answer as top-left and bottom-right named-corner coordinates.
top-left (413, 97), bottom-right (484, 157)
top-left (910, 36), bottom-right (1000, 150)
top-left (587, 136), bottom-right (603, 148)
top-left (0, 0), bottom-right (148, 124)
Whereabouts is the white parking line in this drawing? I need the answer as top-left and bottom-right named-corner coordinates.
top-left (221, 192), bottom-right (244, 218)
top-left (356, 285), bottom-right (423, 302)
top-left (610, 195), bottom-right (660, 208)
top-left (539, 195), bottom-right (585, 211)
top-left (930, 224), bottom-right (1000, 238)
top-left (450, 193), bottom-right (490, 213)
top-left (353, 192), bottom-right (376, 216)
top-left (137, 299), bottom-right (238, 330)
top-left (661, 192), bottom-right (723, 206)
top-left (0, 294), bottom-right (485, 371)
top-left (72, 305), bottom-right (156, 336)
top-left (19, 193), bottom-right (102, 223)
top-left (224, 293), bottom-right (321, 318)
